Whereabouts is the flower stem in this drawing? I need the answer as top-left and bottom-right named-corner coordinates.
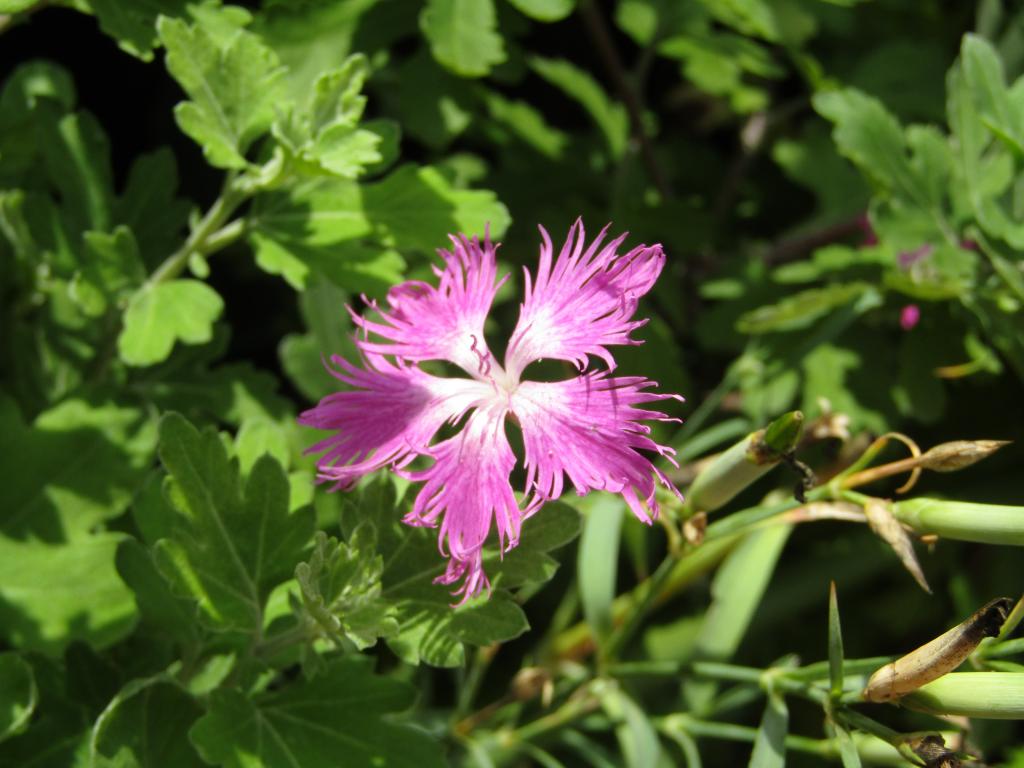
top-left (659, 714), bottom-right (833, 757)
top-left (147, 174), bottom-right (249, 286)
top-left (502, 687), bottom-right (599, 747)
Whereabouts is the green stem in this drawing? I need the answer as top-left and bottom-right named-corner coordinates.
top-left (981, 637), bottom-right (1024, 659)
top-left (148, 174), bottom-right (249, 286)
top-left (660, 714), bottom-right (830, 756)
top-left (834, 709), bottom-right (924, 766)
top-left (502, 688), bottom-right (600, 748)
top-left (254, 623), bottom-right (313, 659)
top-left (782, 656), bottom-right (892, 682)
top-left (691, 660), bottom-right (764, 685)
top-left (601, 552), bottom-right (677, 663)
top-left (455, 645), bottom-right (498, 720)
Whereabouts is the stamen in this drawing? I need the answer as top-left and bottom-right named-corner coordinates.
top-left (469, 334), bottom-right (492, 377)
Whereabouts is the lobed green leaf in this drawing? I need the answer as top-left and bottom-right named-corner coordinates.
top-left (189, 657), bottom-right (447, 768)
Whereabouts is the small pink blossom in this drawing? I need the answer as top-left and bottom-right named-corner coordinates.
top-left (300, 220), bottom-right (682, 602)
top-left (900, 304), bottom-right (921, 331)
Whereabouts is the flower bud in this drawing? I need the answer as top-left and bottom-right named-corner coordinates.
top-left (904, 672), bottom-right (1024, 719)
top-left (892, 499), bottom-right (1024, 546)
top-left (918, 440), bottom-right (1009, 472)
top-left (687, 411), bottom-right (803, 513)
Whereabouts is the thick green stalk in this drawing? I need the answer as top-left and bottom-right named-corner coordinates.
top-left (892, 498), bottom-right (1024, 546)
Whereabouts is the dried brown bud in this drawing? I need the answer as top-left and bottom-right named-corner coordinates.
top-left (920, 440), bottom-right (1010, 472)
top-left (806, 398), bottom-right (851, 442)
top-left (683, 512), bottom-right (707, 546)
top-left (907, 734), bottom-right (961, 768)
top-left (511, 667), bottom-right (549, 701)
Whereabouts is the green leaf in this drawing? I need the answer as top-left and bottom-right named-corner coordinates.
top-left (115, 149), bottom-right (191, 270)
top-left (420, 0), bottom-right (506, 78)
top-left (235, 416), bottom-right (290, 475)
top-left (389, 51), bottom-right (474, 149)
top-left (143, 361), bottom-right (294, 433)
top-left (828, 581), bottom-right (844, 700)
top-left (157, 16), bottom-right (285, 168)
top-left (800, 341), bottom-right (890, 434)
top-left (949, 37), bottom-right (1024, 249)
top-left (0, 654), bottom-right (92, 766)
top-left (0, 653), bottom-right (37, 742)
top-left (529, 56), bottom-right (629, 158)
top-left (693, 524), bottom-right (792, 663)
top-left (962, 34), bottom-right (1024, 155)
top-left (737, 283), bottom-right (875, 334)
top-left (0, 393), bottom-right (156, 541)
top-left (748, 692), bottom-right (788, 768)
top-left (578, 496), bottom-right (623, 647)
top-left (891, 324), bottom-right (949, 424)
top-left (294, 527), bottom-right (399, 650)
top-left (485, 500), bottom-right (580, 589)
top-left (250, 165), bottom-right (507, 290)
top-left (308, 56), bottom-right (369, 133)
top-left (685, 524), bottom-right (792, 713)
top-left (70, 226), bottom-right (145, 317)
top-left (90, 678), bottom-right (204, 767)
top-left (340, 477), bottom-right (528, 667)
top-left (189, 657), bottom-right (446, 768)
top-left (482, 90), bottom-right (569, 159)
top-left (249, 232), bottom-right (405, 293)
top-left (250, 177), bottom-right (371, 249)
top-left (151, 413), bottom-right (315, 633)
top-left (0, 60), bottom-right (75, 118)
top-left (660, 29), bottom-right (782, 113)
top-left (88, 0), bottom-right (188, 61)
top-left (0, 0), bottom-right (43, 13)
top-left (505, 0), bottom-right (574, 22)
top-left (833, 723), bottom-right (862, 768)
top-left (280, 278), bottom-right (360, 402)
top-left (118, 279), bottom-right (224, 367)
top-left (772, 125), bottom-right (870, 229)
top-left (270, 55), bottom-right (385, 181)
top-left (253, 0), bottom-right (386, 101)
top-left (37, 108), bottom-right (114, 235)
top-left (115, 539), bottom-right (200, 649)
top-left (0, 533), bottom-right (136, 654)
top-left (363, 164), bottom-right (511, 250)
top-left (599, 685), bottom-right (662, 768)
top-left (316, 126), bottom-right (382, 178)
top-left (814, 87), bottom-right (954, 247)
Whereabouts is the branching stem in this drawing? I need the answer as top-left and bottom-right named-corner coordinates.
top-left (148, 173), bottom-right (249, 286)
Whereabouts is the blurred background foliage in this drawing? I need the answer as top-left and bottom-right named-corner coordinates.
top-left (1, 0), bottom-right (1023, 766)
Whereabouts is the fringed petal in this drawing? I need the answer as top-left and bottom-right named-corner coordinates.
top-left (511, 372), bottom-right (682, 523)
top-left (401, 404), bottom-right (522, 604)
top-left (504, 219), bottom-right (665, 380)
top-left (299, 354), bottom-right (491, 490)
top-left (351, 232), bottom-right (506, 379)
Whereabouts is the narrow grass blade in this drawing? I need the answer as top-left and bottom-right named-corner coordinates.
top-left (748, 692), bottom-right (788, 768)
top-left (828, 581), bottom-right (845, 700)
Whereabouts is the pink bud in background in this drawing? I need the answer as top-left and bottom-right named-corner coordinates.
top-left (857, 213), bottom-right (878, 246)
top-left (900, 304), bottom-right (921, 331)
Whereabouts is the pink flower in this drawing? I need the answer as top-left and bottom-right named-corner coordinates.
top-left (300, 220), bottom-right (682, 602)
top-left (900, 304), bottom-right (921, 331)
